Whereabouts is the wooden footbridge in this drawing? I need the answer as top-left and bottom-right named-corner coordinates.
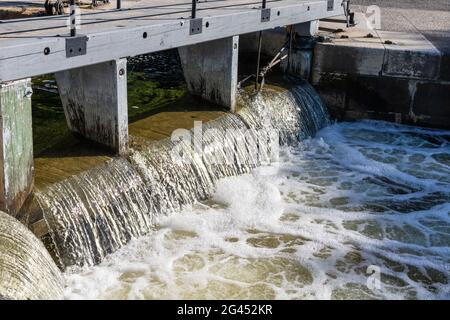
top-left (0, 0), bottom-right (343, 215)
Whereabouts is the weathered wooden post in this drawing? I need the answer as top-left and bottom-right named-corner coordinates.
top-left (55, 59), bottom-right (129, 154)
top-left (0, 80), bottom-right (34, 216)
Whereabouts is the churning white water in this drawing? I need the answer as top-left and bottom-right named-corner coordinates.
top-left (64, 120), bottom-right (450, 300)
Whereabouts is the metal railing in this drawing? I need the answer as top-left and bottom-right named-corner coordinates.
top-left (66, 0), bottom-right (274, 37)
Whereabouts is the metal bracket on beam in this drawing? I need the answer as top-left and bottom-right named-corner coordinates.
top-left (190, 18), bottom-right (203, 35)
top-left (261, 8), bottom-right (271, 22)
top-left (327, 0), bottom-right (334, 11)
top-left (66, 35), bottom-right (88, 58)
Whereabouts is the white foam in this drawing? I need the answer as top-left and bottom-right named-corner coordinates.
top-left (64, 121), bottom-right (450, 300)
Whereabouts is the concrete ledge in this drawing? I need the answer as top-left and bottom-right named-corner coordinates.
top-left (312, 41), bottom-right (385, 80)
top-left (379, 31), bottom-right (442, 80)
top-left (312, 12), bottom-right (449, 129)
top-left (314, 73), bottom-right (450, 129)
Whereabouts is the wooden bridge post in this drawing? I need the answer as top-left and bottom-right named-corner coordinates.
top-left (55, 59), bottom-right (128, 154)
top-left (178, 36), bottom-right (239, 112)
top-left (0, 79), bottom-right (34, 216)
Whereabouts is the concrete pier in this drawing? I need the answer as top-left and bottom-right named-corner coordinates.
top-left (178, 36), bottom-right (239, 111)
top-left (0, 79), bottom-right (34, 216)
top-left (55, 59), bottom-right (128, 154)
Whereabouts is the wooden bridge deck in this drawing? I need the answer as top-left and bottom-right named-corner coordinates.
top-left (0, 0), bottom-right (342, 82)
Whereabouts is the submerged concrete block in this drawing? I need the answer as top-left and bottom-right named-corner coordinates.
top-left (314, 73), bottom-right (450, 129)
top-left (179, 36), bottom-right (239, 111)
top-left (0, 79), bottom-right (34, 216)
top-left (55, 59), bottom-right (128, 154)
top-left (312, 11), bottom-right (448, 129)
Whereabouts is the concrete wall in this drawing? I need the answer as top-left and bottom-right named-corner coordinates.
top-left (239, 13), bottom-right (450, 130)
top-left (55, 59), bottom-right (128, 154)
top-left (312, 14), bottom-right (450, 129)
top-left (0, 79), bottom-right (34, 216)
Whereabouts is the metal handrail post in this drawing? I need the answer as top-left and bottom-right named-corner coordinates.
top-left (192, 0), bottom-right (197, 18)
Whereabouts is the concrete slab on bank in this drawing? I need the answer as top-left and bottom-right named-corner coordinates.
top-left (312, 7), bottom-right (450, 129)
top-left (33, 99), bottom-right (226, 189)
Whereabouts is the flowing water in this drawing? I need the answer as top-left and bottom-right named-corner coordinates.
top-left (0, 212), bottom-right (63, 300)
top-left (62, 119), bottom-right (450, 300)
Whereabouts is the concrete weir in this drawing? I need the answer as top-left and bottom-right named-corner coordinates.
top-left (0, 0), bottom-right (342, 214)
top-left (55, 59), bottom-right (128, 154)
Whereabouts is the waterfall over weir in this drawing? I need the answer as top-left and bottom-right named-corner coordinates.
top-left (37, 82), bottom-right (330, 268)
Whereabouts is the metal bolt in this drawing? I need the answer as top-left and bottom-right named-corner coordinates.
top-left (119, 68), bottom-right (125, 76)
top-left (24, 87), bottom-right (33, 98)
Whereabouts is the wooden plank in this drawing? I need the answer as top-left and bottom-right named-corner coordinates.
top-left (0, 0), bottom-right (343, 81)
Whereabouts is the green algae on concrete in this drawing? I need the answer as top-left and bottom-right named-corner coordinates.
top-left (128, 72), bottom-right (186, 121)
top-left (31, 75), bottom-right (69, 156)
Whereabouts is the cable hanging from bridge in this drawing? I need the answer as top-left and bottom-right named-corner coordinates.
top-left (254, 0), bottom-right (267, 90)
